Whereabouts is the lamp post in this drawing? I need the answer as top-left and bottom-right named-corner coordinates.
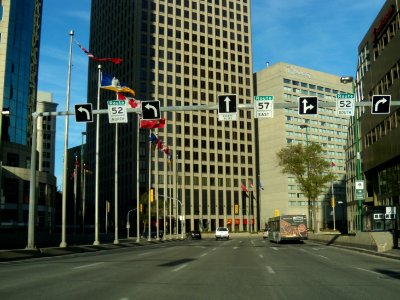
top-left (300, 124), bottom-right (312, 231)
top-left (340, 76), bottom-right (362, 232)
top-left (126, 208), bottom-right (136, 239)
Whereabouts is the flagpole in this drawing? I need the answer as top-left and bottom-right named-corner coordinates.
top-left (114, 91), bottom-right (119, 244)
top-left (113, 121), bottom-right (119, 244)
top-left (60, 30), bottom-right (73, 248)
top-left (148, 129), bottom-right (152, 241)
top-left (93, 65), bottom-right (101, 246)
top-left (136, 117), bottom-right (140, 242)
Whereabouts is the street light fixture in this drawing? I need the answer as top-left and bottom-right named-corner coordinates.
top-left (340, 76), bottom-right (363, 232)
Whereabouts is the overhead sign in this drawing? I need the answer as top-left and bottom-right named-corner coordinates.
top-left (336, 93), bottom-right (355, 116)
top-left (74, 104), bottom-right (93, 123)
top-left (298, 96), bottom-right (318, 115)
top-left (371, 95), bottom-right (391, 114)
top-left (218, 94), bottom-right (237, 121)
top-left (107, 100), bottom-right (128, 123)
top-left (254, 95), bottom-right (274, 118)
top-left (355, 180), bottom-right (365, 200)
top-left (142, 100), bottom-right (161, 120)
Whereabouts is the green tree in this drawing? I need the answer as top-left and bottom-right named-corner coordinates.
top-left (276, 142), bottom-right (335, 232)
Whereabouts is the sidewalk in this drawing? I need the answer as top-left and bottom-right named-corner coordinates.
top-left (0, 237), bottom-right (183, 262)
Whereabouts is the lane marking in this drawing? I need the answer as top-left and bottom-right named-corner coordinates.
top-left (266, 266), bottom-right (275, 274)
top-left (73, 262), bottom-right (104, 269)
top-left (318, 255), bottom-right (329, 260)
top-left (233, 246), bottom-right (239, 250)
top-left (271, 247), bottom-right (279, 251)
top-left (200, 253), bottom-right (208, 257)
top-left (259, 254), bottom-right (264, 259)
top-left (172, 264), bottom-right (188, 272)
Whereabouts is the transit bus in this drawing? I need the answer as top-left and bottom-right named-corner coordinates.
top-left (267, 215), bottom-right (308, 243)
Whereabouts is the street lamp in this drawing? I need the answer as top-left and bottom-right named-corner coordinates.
top-left (340, 76), bottom-right (363, 232)
top-left (300, 124), bottom-right (312, 230)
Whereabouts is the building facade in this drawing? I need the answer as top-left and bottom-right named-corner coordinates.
top-left (0, 0), bottom-right (56, 229)
top-left (254, 62), bottom-right (352, 232)
top-left (85, 0), bottom-right (256, 234)
top-left (351, 0), bottom-right (400, 232)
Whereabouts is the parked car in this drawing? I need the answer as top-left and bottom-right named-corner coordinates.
top-left (191, 230), bottom-right (202, 239)
top-left (215, 227), bottom-right (229, 240)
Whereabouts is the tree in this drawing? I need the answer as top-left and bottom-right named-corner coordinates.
top-left (276, 142), bottom-right (335, 232)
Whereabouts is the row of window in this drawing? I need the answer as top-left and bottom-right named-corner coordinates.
top-left (283, 78), bottom-right (345, 94)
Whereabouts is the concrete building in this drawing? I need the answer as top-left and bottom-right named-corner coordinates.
top-left (85, 0), bottom-right (256, 234)
top-left (0, 1), bottom-right (57, 229)
top-left (349, 0), bottom-right (400, 233)
top-left (254, 62), bottom-right (352, 231)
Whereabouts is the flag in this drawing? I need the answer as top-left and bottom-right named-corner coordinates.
top-left (241, 184), bottom-right (248, 193)
top-left (101, 72), bottom-right (135, 95)
top-left (331, 161), bottom-right (336, 167)
top-left (75, 39), bottom-right (123, 64)
top-left (149, 133), bottom-right (158, 144)
top-left (116, 93), bottom-right (141, 108)
top-left (257, 179), bottom-right (265, 191)
top-left (140, 119), bottom-right (166, 129)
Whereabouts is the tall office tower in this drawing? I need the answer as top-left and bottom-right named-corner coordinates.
top-left (349, 0), bottom-right (400, 233)
top-left (0, 0), bottom-right (50, 228)
top-left (254, 62), bottom-right (352, 231)
top-left (86, 0), bottom-right (256, 234)
top-left (36, 92), bottom-right (57, 174)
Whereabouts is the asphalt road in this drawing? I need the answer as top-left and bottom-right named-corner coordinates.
top-left (1, 237), bottom-right (400, 300)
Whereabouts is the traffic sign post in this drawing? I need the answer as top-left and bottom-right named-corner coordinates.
top-left (298, 96), bottom-right (318, 115)
top-left (254, 95), bottom-right (274, 118)
top-left (218, 94), bottom-right (237, 121)
top-left (371, 95), bottom-right (391, 114)
top-left (336, 93), bottom-right (355, 116)
top-left (74, 104), bottom-right (93, 122)
top-left (142, 100), bottom-right (161, 120)
top-left (107, 100), bottom-right (128, 123)
top-left (355, 180), bottom-right (365, 201)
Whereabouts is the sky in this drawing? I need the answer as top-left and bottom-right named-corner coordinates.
top-left (37, 0), bottom-right (387, 188)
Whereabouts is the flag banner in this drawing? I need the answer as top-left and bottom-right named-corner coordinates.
top-left (149, 132), bottom-right (170, 157)
top-left (241, 183), bottom-right (248, 193)
top-left (75, 39), bottom-right (123, 64)
top-left (140, 119), bottom-right (166, 129)
top-left (331, 161), bottom-right (336, 167)
top-left (101, 72), bottom-right (135, 95)
top-left (117, 93), bottom-right (141, 108)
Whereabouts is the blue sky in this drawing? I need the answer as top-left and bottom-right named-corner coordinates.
top-left (37, 0), bottom-right (386, 187)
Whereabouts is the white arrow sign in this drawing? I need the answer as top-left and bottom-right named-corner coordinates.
top-left (224, 96), bottom-right (232, 112)
top-left (302, 99), bottom-right (314, 113)
top-left (145, 103), bottom-right (158, 118)
top-left (78, 106), bottom-right (91, 120)
top-left (374, 97), bottom-right (387, 112)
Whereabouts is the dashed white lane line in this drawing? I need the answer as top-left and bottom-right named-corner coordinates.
top-left (172, 264), bottom-right (188, 272)
top-left (355, 267), bottom-right (381, 276)
top-left (200, 253), bottom-right (208, 257)
top-left (259, 254), bottom-right (264, 259)
top-left (266, 266), bottom-right (275, 274)
top-left (73, 262), bottom-right (104, 269)
top-left (318, 255), bottom-right (329, 260)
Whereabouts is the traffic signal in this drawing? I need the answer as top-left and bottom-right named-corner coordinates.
top-left (234, 204), bottom-right (239, 214)
top-left (150, 188), bottom-right (155, 203)
top-left (331, 197), bottom-right (335, 208)
top-left (140, 204), bottom-right (143, 213)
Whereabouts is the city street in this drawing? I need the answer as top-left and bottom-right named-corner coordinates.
top-left (1, 237), bottom-right (400, 300)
